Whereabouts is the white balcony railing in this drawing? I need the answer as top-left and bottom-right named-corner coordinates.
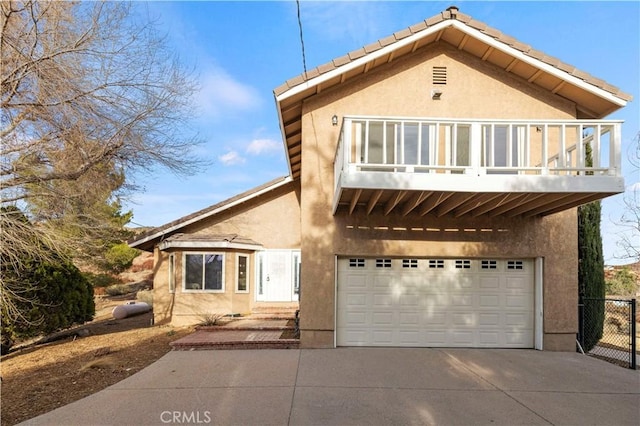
top-left (334, 116), bottom-right (623, 194)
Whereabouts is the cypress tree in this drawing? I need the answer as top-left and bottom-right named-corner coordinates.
top-left (578, 141), bottom-right (605, 351)
top-left (578, 200), bottom-right (605, 351)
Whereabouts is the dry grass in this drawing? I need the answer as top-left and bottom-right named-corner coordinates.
top-left (0, 300), bottom-right (191, 426)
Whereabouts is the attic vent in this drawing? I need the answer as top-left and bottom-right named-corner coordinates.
top-left (433, 66), bottom-right (447, 85)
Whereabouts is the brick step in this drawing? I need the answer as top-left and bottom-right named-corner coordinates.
top-left (248, 313), bottom-right (297, 320)
top-left (169, 329), bottom-right (299, 351)
top-left (171, 340), bottom-right (300, 351)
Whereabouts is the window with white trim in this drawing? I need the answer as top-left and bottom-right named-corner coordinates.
top-left (236, 254), bottom-right (249, 293)
top-left (168, 254), bottom-right (175, 293)
top-left (184, 253), bottom-right (224, 291)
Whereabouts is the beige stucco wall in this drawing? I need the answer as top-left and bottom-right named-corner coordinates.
top-left (298, 43), bottom-right (579, 350)
top-left (152, 181), bottom-right (301, 326)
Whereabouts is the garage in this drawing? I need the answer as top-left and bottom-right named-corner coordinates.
top-left (336, 257), bottom-right (535, 348)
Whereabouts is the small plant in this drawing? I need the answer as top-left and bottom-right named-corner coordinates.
top-left (105, 283), bottom-right (132, 297)
top-left (83, 272), bottom-right (119, 288)
top-left (136, 289), bottom-right (153, 307)
top-left (103, 243), bottom-right (140, 274)
top-left (605, 267), bottom-right (639, 297)
top-left (197, 312), bottom-right (225, 326)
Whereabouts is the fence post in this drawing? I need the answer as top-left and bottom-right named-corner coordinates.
top-left (578, 299), bottom-right (585, 350)
top-left (631, 299), bottom-right (637, 370)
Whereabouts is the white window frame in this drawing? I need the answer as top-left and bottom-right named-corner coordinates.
top-left (182, 252), bottom-right (225, 293)
top-left (236, 254), bottom-right (250, 294)
top-left (168, 253), bottom-right (175, 293)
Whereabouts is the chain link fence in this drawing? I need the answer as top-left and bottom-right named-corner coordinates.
top-left (578, 298), bottom-right (637, 369)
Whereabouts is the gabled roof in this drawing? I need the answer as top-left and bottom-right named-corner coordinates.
top-left (128, 176), bottom-right (293, 251)
top-left (274, 6), bottom-right (632, 179)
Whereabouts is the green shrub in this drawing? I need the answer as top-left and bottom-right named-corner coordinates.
top-left (103, 243), bottom-right (139, 273)
top-left (136, 289), bottom-right (153, 307)
top-left (83, 272), bottom-right (119, 288)
top-left (606, 267), bottom-right (638, 297)
top-left (1, 257), bottom-right (95, 351)
top-left (105, 283), bottom-right (132, 296)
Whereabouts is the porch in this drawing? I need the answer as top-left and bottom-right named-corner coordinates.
top-left (333, 116), bottom-right (624, 217)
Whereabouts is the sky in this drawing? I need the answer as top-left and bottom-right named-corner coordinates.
top-left (124, 1), bottom-right (640, 265)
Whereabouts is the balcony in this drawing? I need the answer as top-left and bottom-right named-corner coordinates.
top-left (333, 116), bottom-right (624, 218)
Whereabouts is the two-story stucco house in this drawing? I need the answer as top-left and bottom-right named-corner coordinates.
top-left (129, 7), bottom-right (630, 351)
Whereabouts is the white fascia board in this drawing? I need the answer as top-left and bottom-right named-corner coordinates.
top-left (275, 19), bottom-right (627, 109)
top-left (341, 172), bottom-right (625, 194)
top-left (158, 240), bottom-right (263, 251)
top-left (275, 20), bottom-right (454, 103)
top-left (129, 176), bottom-right (293, 249)
top-left (450, 21), bottom-right (628, 108)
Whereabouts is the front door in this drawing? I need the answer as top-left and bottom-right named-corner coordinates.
top-left (256, 250), bottom-right (300, 302)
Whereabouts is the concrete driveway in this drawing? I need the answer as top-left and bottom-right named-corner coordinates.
top-left (23, 348), bottom-right (639, 426)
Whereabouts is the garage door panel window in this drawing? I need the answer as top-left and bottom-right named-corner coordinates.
top-left (184, 253), bottom-right (224, 292)
top-left (349, 258), bottom-right (366, 268)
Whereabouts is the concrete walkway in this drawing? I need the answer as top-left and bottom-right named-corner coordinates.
top-left (23, 348), bottom-right (640, 426)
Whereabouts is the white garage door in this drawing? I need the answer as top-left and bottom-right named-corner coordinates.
top-left (337, 258), bottom-right (534, 348)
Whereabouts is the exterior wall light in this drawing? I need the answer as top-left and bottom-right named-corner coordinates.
top-left (431, 89), bottom-right (443, 100)
top-left (332, 115), bottom-right (339, 126)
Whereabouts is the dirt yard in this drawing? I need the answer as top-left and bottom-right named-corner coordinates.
top-left (0, 296), bottom-right (192, 426)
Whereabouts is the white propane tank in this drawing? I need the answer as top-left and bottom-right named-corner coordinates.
top-left (112, 301), bottom-right (152, 319)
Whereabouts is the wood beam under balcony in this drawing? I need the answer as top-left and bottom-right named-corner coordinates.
top-left (505, 193), bottom-right (572, 217)
top-left (435, 193), bottom-right (477, 217)
top-left (526, 193), bottom-right (602, 217)
top-left (349, 189), bottom-right (363, 215)
top-left (471, 193), bottom-right (519, 217)
top-left (489, 194), bottom-right (545, 217)
top-left (453, 193), bottom-right (504, 217)
top-left (420, 192), bottom-right (453, 216)
top-left (366, 190), bottom-right (383, 215)
top-left (402, 191), bottom-right (432, 216)
top-left (384, 191), bottom-right (408, 215)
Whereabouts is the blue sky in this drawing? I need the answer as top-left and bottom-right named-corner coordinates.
top-left (125, 1), bottom-right (639, 265)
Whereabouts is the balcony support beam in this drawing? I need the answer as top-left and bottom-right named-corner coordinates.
top-left (402, 191), bottom-right (432, 216)
top-left (349, 189), bottom-right (363, 215)
top-left (385, 190), bottom-right (408, 215)
top-left (420, 192), bottom-right (454, 216)
top-left (489, 194), bottom-right (545, 217)
top-left (435, 193), bottom-right (477, 217)
top-left (454, 193), bottom-right (505, 217)
top-left (366, 190), bottom-right (383, 215)
top-left (505, 193), bottom-right (573, 217)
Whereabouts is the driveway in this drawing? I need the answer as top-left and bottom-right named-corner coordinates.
top-left (23, 348), bottom-right (639, 425)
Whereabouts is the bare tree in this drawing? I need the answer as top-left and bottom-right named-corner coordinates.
top-left (615, 131), bottom-right (640, 262)
top-left (1, 1), bottom-right (204, 324)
